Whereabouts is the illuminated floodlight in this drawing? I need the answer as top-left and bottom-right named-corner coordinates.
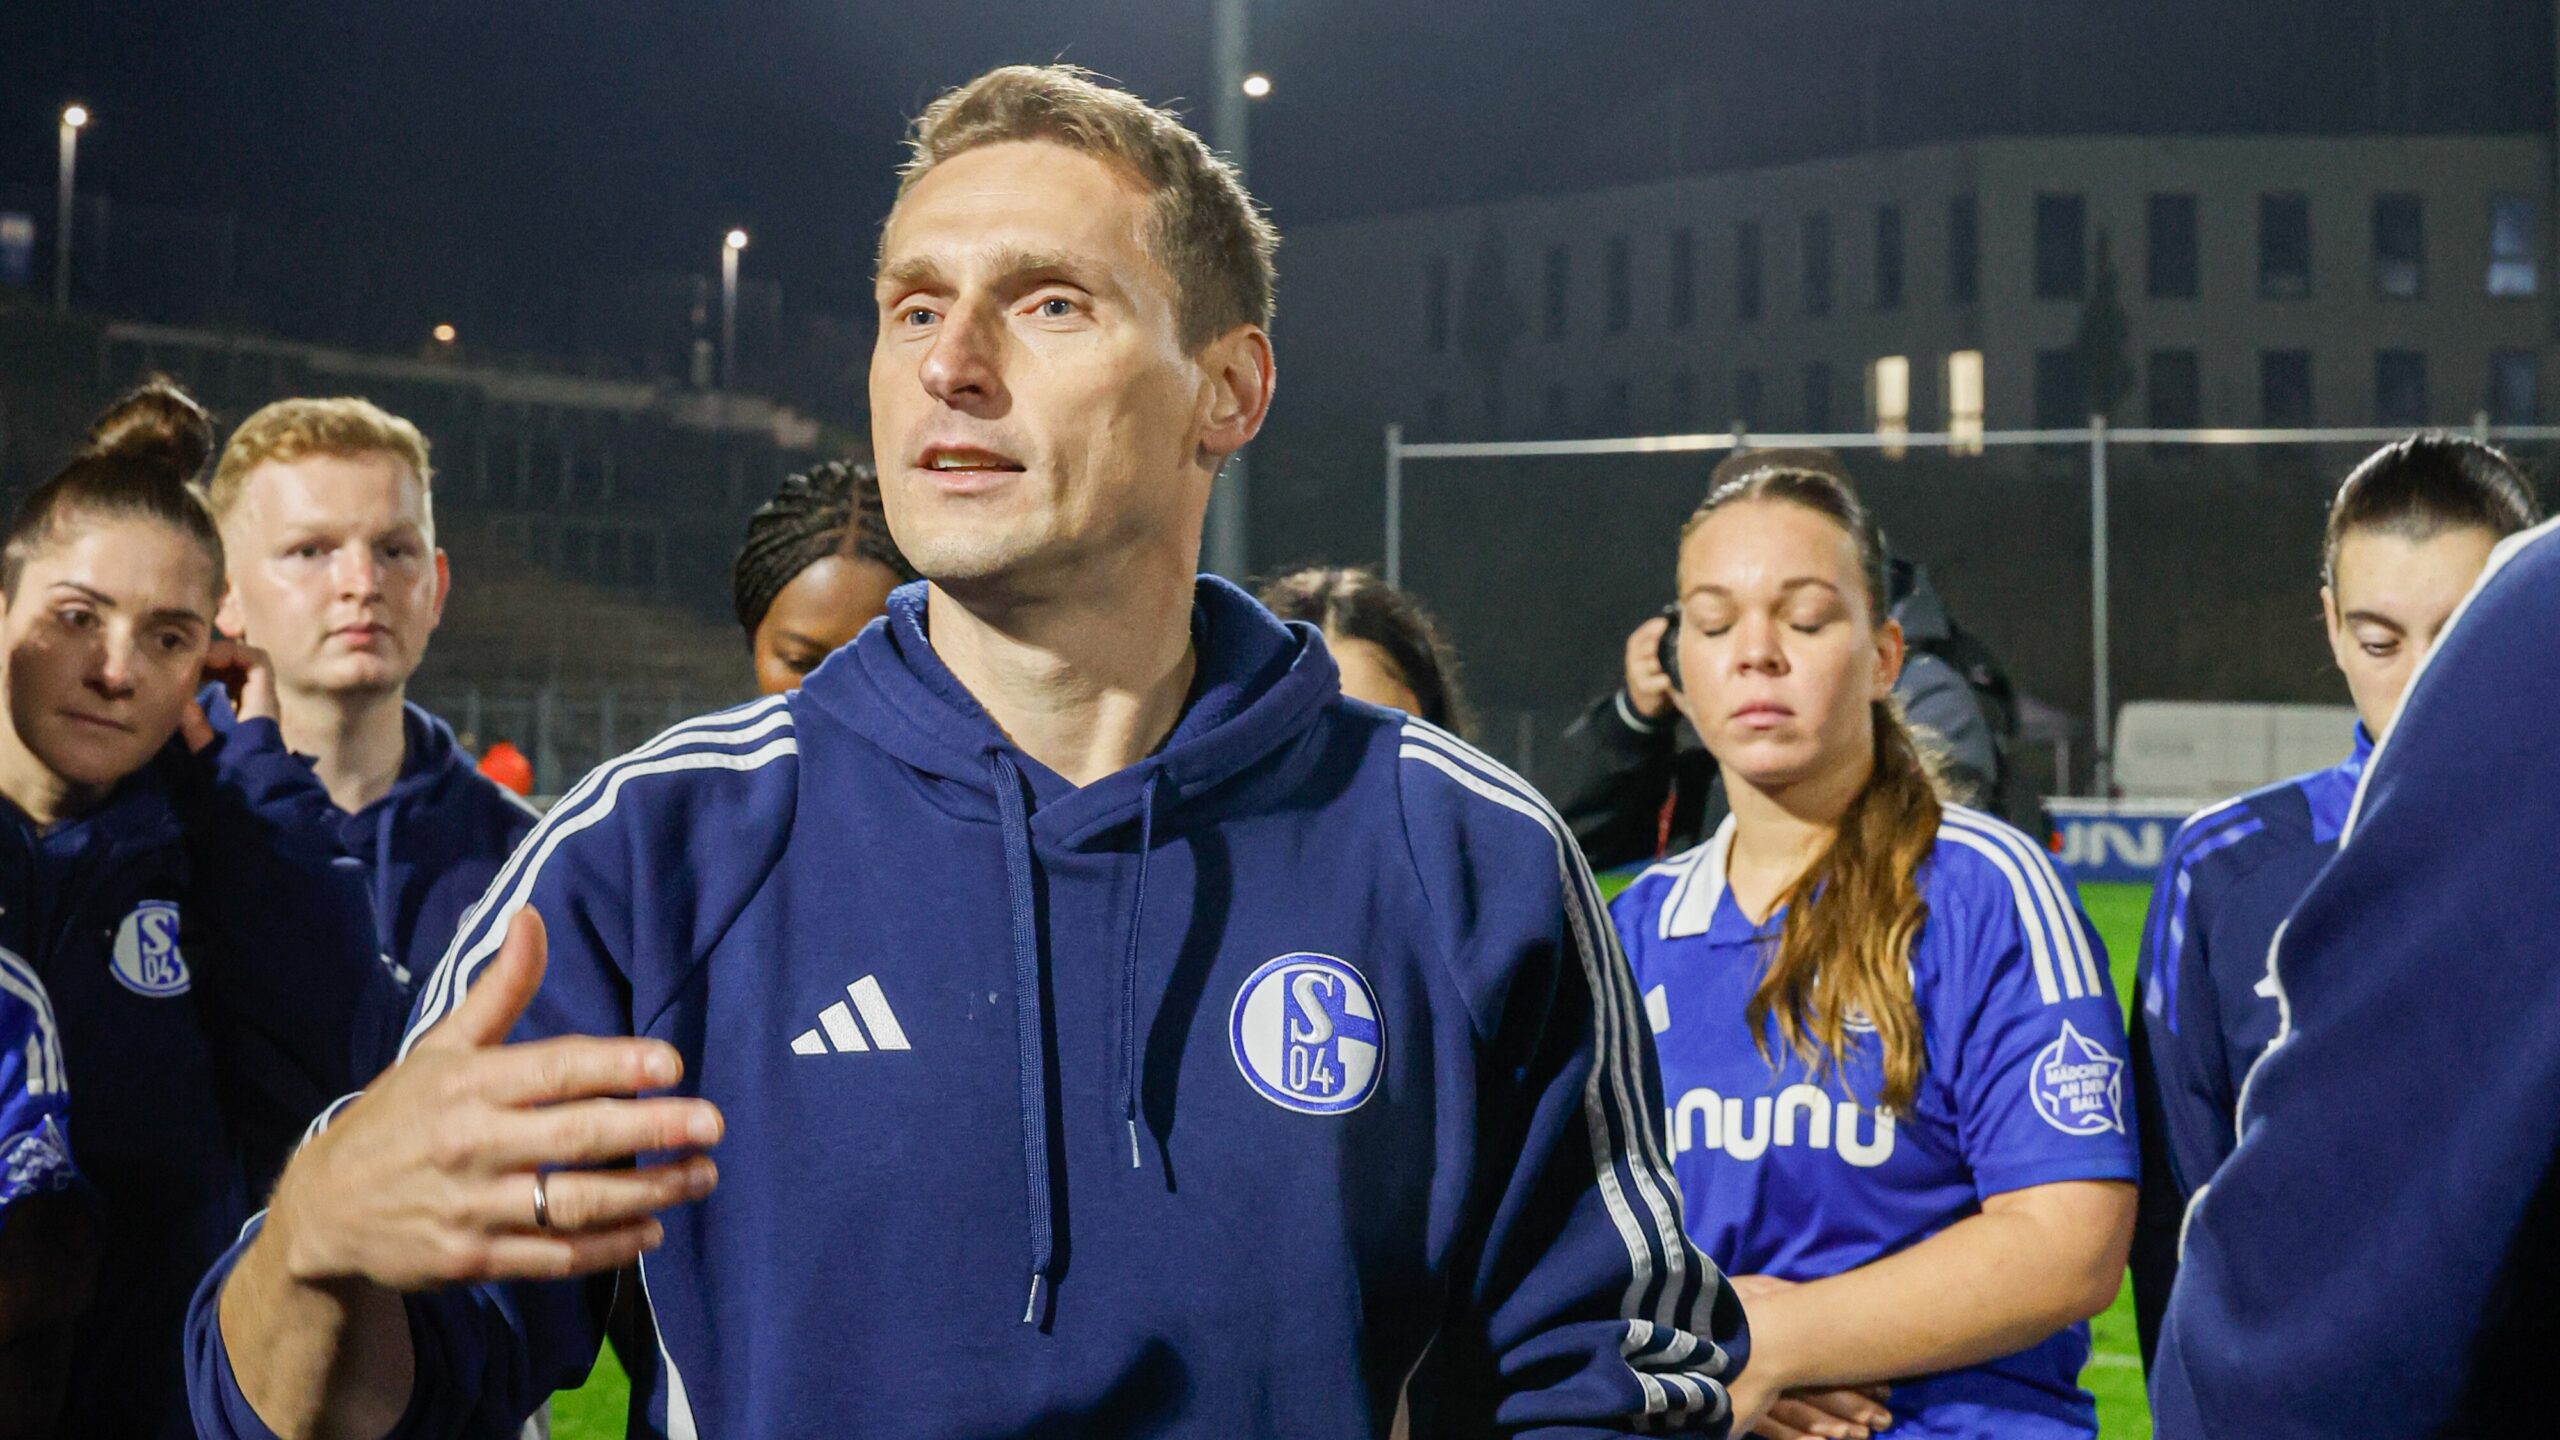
top-left (725, 228), bottom-right (750, 251)
top-left (1241, 73), bottom-right (1272, 100)
top-left (62, 105), bottom-right (90, 129)
top-left (431, 323), bottom-right (457, 344)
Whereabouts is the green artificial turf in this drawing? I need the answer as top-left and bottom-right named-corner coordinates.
top-left (551, 880), bottom-right (2161, 1438)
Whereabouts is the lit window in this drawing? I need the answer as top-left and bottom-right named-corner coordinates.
top-left (1946, 351), bottom-right (1985, 455)
top-left (1870, 356), bottom-right (1911, 458)
top-left (2490, 194), bottom-right (2539, 298)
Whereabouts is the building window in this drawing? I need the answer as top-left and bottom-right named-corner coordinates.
top-left (1733, 368), bottom-right (1765, 430)
top-left (2149, 350), bottom-right (2202, 429)
top-left (1945, 350), bottom-right (1986, 455)
top-left (1543, 382), bottom-right (1572, 434)
top-left (1803, 213), bottom-right (1834, 317)
top-left (1736, 221), bottom-right (1764, 321)
top-left (2491, 350), bottom-right (2540, 424)
top-left (2035, 350), bottom-right (2084, 429)
top-left (1670, 367), bottom-right (1698, 426)
top-left (1605, 235), bottom-right (1632, 335)
top-left (2259, 193), bottom-right (2312, 299)
top-left (1543, 245), bottom-right (1570, 340)
top-left (2261, 350), bottom-right (2315, 426)
top-left (2148, 193), bottom-right (2199, 300)
top-left (1803, 361), bottom-right (1835, 431)
top-left (1670, 228), bottom-right (1696, 330)
top-left (1425, 257), bottom-right (1451, 352)
top-left (1874, 205), bottom-right (1905, 310)
top-left (2375, 350), bottom-right (2428, 427)
top-left (1869, 355), bottom-right (1911, 457)
top-left (1949, 195), bottom-right (1980, 305)
top-left (2373, 193), bottom-right (2424, 300)
top-left (2490, 194), bottom-right (2539, 297)
top-left (2035, 194), bottom-right (2086, 300)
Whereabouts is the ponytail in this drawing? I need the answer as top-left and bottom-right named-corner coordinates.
top-left (4, 377), bottom-right (223, 599)
top-left (1744, 699), bottom-right (1942, 1112)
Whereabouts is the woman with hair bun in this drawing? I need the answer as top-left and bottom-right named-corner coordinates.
top-left (1613, 465), bottom-right (2136, 1440)
top-left (732, 459), bottom-right (916, 694)
top-left (0, 380), bottom-right (396, 1439)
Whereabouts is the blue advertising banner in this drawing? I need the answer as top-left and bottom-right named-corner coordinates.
top-left (2044, 798), bottom-right (2206, 886)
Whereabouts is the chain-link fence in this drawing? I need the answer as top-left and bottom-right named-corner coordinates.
top-left (412, 684), bottom-right (750, 803)
top-left (1377, 420), bottom-right (2560, 800)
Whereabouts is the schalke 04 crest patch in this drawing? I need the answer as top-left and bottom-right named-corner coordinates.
top-left (109, 900), bottom-right (189, 998)
top-left (1229, 953), bottom-right (1384, 1115)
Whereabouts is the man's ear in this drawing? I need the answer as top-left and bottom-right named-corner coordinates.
top-left (1197, 325), bottom-right (1275, 463)
top-left (429, 549), bottom-right (452, 631)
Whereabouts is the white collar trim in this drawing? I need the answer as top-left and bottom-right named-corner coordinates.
top-left (1659, 814), bottom-right (1738, 940)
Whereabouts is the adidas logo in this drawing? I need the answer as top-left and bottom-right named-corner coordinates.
top-left (789, 975), bottom-right (912, 1055)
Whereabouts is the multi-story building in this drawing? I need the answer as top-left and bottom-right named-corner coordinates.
top-left (1281, 133), bottom-right (2553, 442)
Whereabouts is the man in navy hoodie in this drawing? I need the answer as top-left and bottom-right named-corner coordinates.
top-left (188, 64), bottom-right (1747, 1439)
top-left (2148, 515), bottom-right (2560, 1435)
top-left (203, 397), bottom-right (539, 992)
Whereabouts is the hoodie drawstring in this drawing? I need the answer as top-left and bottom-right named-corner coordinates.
top-left (371, 803), bottom-right (401, 982)
top-left (1119, 774), bottom-right (1161, 1170)
top-left (988, 752), bottom-right (1055, 1325)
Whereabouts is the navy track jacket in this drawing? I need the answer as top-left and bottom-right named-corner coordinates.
top-left (2125, 726), bottom-right (2367, 1364)
top-left (11, 718), bottom-right (400, 1439)
top-left (187, 577), bottom-right (1748, 1439)
top-left (2149, 516), bottom-right (2560, 1436)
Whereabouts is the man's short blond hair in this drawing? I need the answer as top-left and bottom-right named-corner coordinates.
top-left (894, 64), bottom-right (1278, 351)
top-left (209, 397), bottom-right (435, 523)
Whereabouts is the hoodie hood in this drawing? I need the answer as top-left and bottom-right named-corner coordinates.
top-left (805, 575), bottom-right (1340, 852)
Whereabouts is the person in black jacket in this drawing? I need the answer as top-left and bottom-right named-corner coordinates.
top-left (1557, 449), bottom-right (2008, 871)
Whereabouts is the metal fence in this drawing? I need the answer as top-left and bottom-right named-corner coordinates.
top-left (1381, 418), bottom-right (2560, 797)
top-left (412, 683), bottom-right (751, 801)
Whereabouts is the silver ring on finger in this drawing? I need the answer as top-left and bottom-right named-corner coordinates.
top-left (532, 1171), bottom-right (553, 1231)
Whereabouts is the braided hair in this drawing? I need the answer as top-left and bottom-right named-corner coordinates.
top-left (731, 460), bottom-right (915, 641)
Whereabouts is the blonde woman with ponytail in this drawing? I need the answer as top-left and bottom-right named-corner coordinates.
top-left (1610, 466), bottom-right (2136, 1440)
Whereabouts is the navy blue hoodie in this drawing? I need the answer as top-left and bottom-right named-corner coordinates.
top-left (2149, 517), bottom-right (2560, 1436)
top-left (187, 577), bottom-right (1748, 1438)
top-left (199, 692), bottom-right (539, 992)
top-left (10, 717), bottom-right (401, 1440)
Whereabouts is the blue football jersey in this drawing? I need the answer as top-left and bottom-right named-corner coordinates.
top-left (2125, 726), bottom-right (2367, 1364)
top-left (1614, 806), bottom-right (2138, 1439)
top-left (0, 943), bottom-right (76, 1224)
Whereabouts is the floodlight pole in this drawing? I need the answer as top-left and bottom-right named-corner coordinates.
top-left (55, 108), bottom-right (85, 312)
top-left (1384, 423), bottom-right (1404, 588)
top-left (1204, 0), bottom-right (1252, 580)
top-left (2089, 415), bottom-right (2112, 798)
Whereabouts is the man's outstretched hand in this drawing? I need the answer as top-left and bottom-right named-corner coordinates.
top-left (263, 906), bottom-right (723, 1291)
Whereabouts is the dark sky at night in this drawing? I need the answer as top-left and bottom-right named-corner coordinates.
top-left (6, 0), bottom-right (2550, 360)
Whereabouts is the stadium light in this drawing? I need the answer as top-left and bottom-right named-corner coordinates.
top-left (431, 323), bottom-right (457, 344)
top-left (1242, 73), bottom-right (1272, 100)
top-left (720, 229), bottom-right (749, 391)
top-left (55, 104), bottom-right (89, 312)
